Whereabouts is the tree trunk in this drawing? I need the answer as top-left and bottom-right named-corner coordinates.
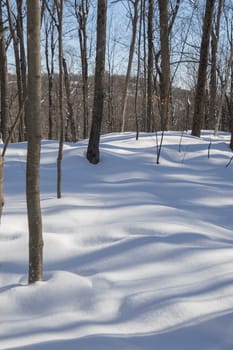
top-left (121, 0), bottom-right (139, 132)
top-left (55, 0), bottom-right (64, 199)
top-left (63, 57), bottom-right (76, 142)
top-left (0, 1), bottom-right (10, 143)
top-left (147, 0), bottom-right (154, 132)
top-left (208, 0), bottom-right (223, 129)
top-left (214, 44), bottom-right (233, 136)
top-left (87, 0), bottom-right (107, 164)
top-left (142, 0), bottom-right (147, 132)
top-left (76, 0), bottom-right (89, 139)
top-left (191, 0), bottom-right (215, 137)
top-left (0, 155), bottom-right (4, 223)
top-left (16, 0), bottom-right (27, 137)
top-left (158, 0), bottom-right (171, 131)
top-left (135, 0), bottom-right (144, 139)
top-left (230, 60), bottom-right (233, 150)
top-left (44, 7), bottom-right (55, 140)
top-left (26, 0), bottom-right (43, 283)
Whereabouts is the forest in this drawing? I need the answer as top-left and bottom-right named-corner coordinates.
top-left (0, 0), bottom-right (233, 146)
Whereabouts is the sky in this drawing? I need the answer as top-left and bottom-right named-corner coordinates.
top-left (0, 130), bottom-right (233, 349)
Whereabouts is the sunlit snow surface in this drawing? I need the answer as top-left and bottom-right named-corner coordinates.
top-left (0, 131), bottom-right (233, 350)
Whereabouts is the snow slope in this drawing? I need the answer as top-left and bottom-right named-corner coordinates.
top-left (0, 131), bottom-right (233, 350)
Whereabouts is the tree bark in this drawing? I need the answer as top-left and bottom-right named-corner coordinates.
top-left (6, 0), bottom-right (24, 141)
top-left (87, 0), bottom-right (107, 164)
top-left (16, 0), bottom-right (27, 137)
top-left (44, 6), bottom-right (55, 140)
top-left (121, 0), bottom-right (139, 132)
top-left (0, 1), bottom-right (10, 143)
top-left (55, 0), bottom-right (64, 198)
top-left (63, 57), bottom-right (76, 142)
top-left (0, 155), bottom-right (4, 223)
top-left (76, 0), bottom-right (89, 139)
top-left (26, 0), bottom-right (43, 283)
top-left (147, 0), bottom-right (154, 132)
top-left (158, 0), bottom-right (171, 131)
top-left (192, 0), bottom-right (215, 137)
top-left (230, 59), bottom-right (233, 150)
top-left (214, 44), bottom-right (233, 136)
top-left (208, 0), bottom-right (223, 129)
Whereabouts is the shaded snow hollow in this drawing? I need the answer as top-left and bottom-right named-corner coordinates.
top-left (0, 131), bottom-right (233, 350)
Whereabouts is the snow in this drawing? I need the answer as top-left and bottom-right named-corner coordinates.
top-left (0, 131), bottom-right (233, 350)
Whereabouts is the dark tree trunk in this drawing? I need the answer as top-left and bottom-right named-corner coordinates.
top-left (26, 0), bottom-right (43, 283)
top-left (147, 0), bottom-right (154, 132)
top-left (192, 0), bottom-right (215, 137)
top-left (76, 0), bottom-right (89, 139)
top-left (0, 1), bottom-right (10, 142)
top-left (16, 0), bottom-right (27, 118)
top-left (158, 0), bottom-right (171, 131)
top-left (0, 155), bottom-right (4, 223)
top-left (44, 7), bottom-right (55, 140)
top-left (63, 57), bottom-right (76, 142)
top-left (121, 0), bottom-right (139, 132)
top-left (87, 0), bottom-right (107, 164)
top-left (55, 0), bottom-right (64, 199)
top-left (230, 60), bottom-right (233, 150)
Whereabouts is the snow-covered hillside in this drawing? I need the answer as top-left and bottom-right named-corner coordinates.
top-left (1, 131), bottom-right (233, 350)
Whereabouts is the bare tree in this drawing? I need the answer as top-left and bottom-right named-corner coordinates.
top-left (208, 0), bottom-right (224, 129)
top-left (63, 56), bottom-right (77, 142)
top-left (147, 0), bottom-right (154, 132)
top-left (75, 0), bottom-right (90, 139)
top-left (215, 41), bottom-right (233, 135)
top-left (0, 1), bottom-right (8, 220)
top-left (158, 0), bottom-right (171, 131)
top-left (229, 60), bottom-right (233, 149)
top-left (135, 0), bottom-right (144, 138)
top-left (26, 0), bottom-right (43, 283)
top-left (87, 0), bottom-right (107, 164)
top-left (16, 0), bottom-right (27, 129)
top-left (55, 0), bottom-right (64, 198)
top-left (43, 2), bottom-right (56, 140)
top-left (0, 0), bottom-right (10, 142)
top-left (6, 0), bottom-right (27, 141)
top-left (6, 0), bottom-right (24, 140)
top-left (192, 0), bottom-right (215, 137)
top-left (121, 0), bottom-right (139, 132)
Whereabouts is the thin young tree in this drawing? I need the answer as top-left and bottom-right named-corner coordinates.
top-left (6, 0), bottom-right (27, 141)
top-left (0, 1), bottom-right (9, 221)
top-left (147, 0), bottom-right (154, 132)
top-left (75, 0), bottom-right (90, 139)
top-left (214, 40), bottom-right (233, 135)
top-left (63, 56), bottom-right (76, 142)
top-left (43, 2), bottom-right (56, 140)
top-left (229, 59), bottom-right (233, 149)
top-left (55, 0), bottom-right (64, 198)
top-left (6, 0), bottom-right (24, 141)
top-left (26, 0), bottom-right (43, 283)
top-left (0, 0), bottom-right (10, 142)
top-left (135, 0), bottom-right (143, 139)
top-left (208, 0), bottom-right (224, 129)
top-left (87, 0), bottom-right (107, 164)
top-left (121, 0), bottom-right (139, 132)
top-left (192, 0), bottom-right (216, 137)
top-left (16, 0), bottom-right (27, 134)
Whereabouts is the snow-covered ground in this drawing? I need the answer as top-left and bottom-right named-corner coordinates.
top-left (0, 131), bottom-right (233, 350)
